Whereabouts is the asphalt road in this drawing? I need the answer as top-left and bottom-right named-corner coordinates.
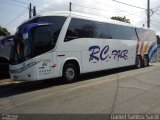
top-left (0, 63), bottom-right (160, 114)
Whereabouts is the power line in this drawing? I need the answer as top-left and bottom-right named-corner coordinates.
top-left (84, 0), bottom-right (126, 12)
top-left (0, 0), bottom-right (25, 8)
top-left (153, 10), bottom-right (160, 12)
top-left (152, 11), bottom-right (160, 16)
top-left (152, 5), bottom-right (160, 12)
top-left (73, 2), bottom-right (124, 13)
top-left (86, 0), bottom-right (148, 17)
top-left (123, 10), bottom-right (146, 17)
top-left (112, 0), bottom-right (146, 10)
top-left (111, 0), bottom-right (160, 17)
top-left (151, 18), bottom-right (159, 24)
top-left (72, 2), bottom-right (147, 20)
top-left (75, 0), bottom-right (147, 16)
top-left (151, 23), bottom-right (160, 29)
top-left (111, 0), bottom-right (160, 28)
top-left (4, 9), bottom-right (28, 27)
top-left (8, 0), bottom-right (29, 5)
top-left (70, 0), bottom-right (124, 12)
top-left (0, 8), bottom-right (18, 14)
top-left (37, 6), bottom-right (55, 11)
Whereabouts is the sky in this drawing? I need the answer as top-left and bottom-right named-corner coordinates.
top-left (0, 0), bottom-right (160, 34)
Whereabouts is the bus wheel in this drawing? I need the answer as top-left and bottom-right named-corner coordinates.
top-left (143, 55), bottom-right (149, 67)
top-left (135, 56), bottom-right (142, 69)
top-left (63, 63), bottom-right (77, 83)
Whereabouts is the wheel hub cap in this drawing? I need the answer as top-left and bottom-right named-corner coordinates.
top-left (66, 68), bottom-right (75, 80)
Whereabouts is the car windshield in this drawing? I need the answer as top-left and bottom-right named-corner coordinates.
top-left (10, 16), bottom-right (66, 65)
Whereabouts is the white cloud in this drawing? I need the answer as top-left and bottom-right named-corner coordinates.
top-left (37, 0), bottom-right (147, 25)
top-left (7, 0), bottom-right (160, 34)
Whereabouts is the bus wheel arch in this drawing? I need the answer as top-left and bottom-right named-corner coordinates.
top-left (62, 59), bottom-right (80, 83)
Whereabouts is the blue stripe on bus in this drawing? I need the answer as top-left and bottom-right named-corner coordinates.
top-left (148, 40), bottom-right (157, 55)
top-left (21, 22), bottom-right (52, 35)
top-left (149, 47), bottom-right (158, 61)
top-left (10, 60), bottom-right (41, 74)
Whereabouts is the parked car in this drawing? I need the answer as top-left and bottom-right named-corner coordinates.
top-left (0, 36), bottom-right (13, 75)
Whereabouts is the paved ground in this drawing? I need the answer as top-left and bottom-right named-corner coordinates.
top-left (0, 63), bottom-right (160, 114)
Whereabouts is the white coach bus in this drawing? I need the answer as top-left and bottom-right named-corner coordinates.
top-left (9, 11), bottom-right (157, 82)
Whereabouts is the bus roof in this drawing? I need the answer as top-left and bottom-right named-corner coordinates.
top-left (21, 11), bottom-right (155, 31)
top-left (39, 11), bottom-right (137, 28)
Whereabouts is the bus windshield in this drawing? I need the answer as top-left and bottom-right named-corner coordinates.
top-left (10, 16), bottom-right (66, 65)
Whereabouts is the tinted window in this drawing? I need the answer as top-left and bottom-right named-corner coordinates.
top-left (31, 16), bottom-right (66, 56)
top-left (31, 26), bottom-right (51, 45)
top-left (38, 16), bottom-right (66, 44)
top-left (65, 18), bottom-right (137, 42)
top-left (96, 22), bottom-right (108, 38)
top-left (106, 24), bottom-right (137, 40)
top-left (65, 18), bottom-right (108, 41)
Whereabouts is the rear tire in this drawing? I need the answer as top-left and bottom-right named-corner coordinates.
top-left (63, 63), bottom-right (78, 83)
top-left (143, 55), bottom-right (149, 67)
top-left (135, 56), bottom-right (142, 69)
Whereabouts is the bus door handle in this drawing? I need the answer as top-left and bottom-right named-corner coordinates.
top-left (57, 54), bottom-right (65, 57)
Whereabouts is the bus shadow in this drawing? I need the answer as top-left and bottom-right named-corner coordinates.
top-left (0, 65), bottom-right (9, 80)
top-left (79, 66), bottom-right (134, 81)
top-left (78, 65), bottom-right (153, 82)
top-left (0, 74), bottom-right (9, 80)
top-left (0, 78), bottom-right (65, 98)
top-left (0, 65), bottom-right (152, 98)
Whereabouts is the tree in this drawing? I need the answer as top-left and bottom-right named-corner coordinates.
top-left (0, 26), bottom-right (11, 36)
top-left (111, 16), bottom-right (131, 24)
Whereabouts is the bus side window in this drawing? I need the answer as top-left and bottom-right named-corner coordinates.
top-left (32, 16), bottom-right (66, 56)
top-left (95, 22), bottom-right (109, 39)
top-left (66, 19), bottom-right (137, 41)
top-left (33, 28), bottom-right (53, 56)
top-left (106, 23), bottom-right (137, 40)
top-left (65, 18), bottom-right (109, 42)
top-left (65, 30), bottom-right (78, 42)
top-left (65, 18), bottom-right (93, 42)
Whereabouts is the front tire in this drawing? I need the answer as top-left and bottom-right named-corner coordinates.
top-left (63, 63), bottom-right (78, 83)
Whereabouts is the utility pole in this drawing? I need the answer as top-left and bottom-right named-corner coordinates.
top-left (147, 0), bottom-right (150, 28)
top-left (69, 2), bottom-right (72, 12)
top-left (29, 3), bottom-right (32, 18)
top-left (33, 6), bottom-right (36, 17)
